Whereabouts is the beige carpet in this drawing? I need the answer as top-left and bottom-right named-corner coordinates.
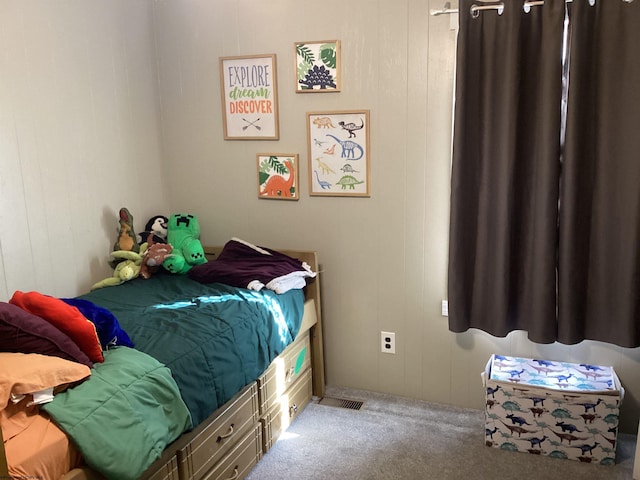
top-left (246, 386), bottom-right (636, 480)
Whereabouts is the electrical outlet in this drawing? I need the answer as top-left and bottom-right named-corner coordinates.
top-left (381, 331), bottom-right (396, 354)
top-left (441, 300), bottom-right (449, 317)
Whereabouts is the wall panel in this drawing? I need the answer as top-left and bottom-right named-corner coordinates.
top-left (0, 0), bottom-right (168, 298)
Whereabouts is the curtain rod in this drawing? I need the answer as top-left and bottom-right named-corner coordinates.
top-left (430, 0), bottom-right (621, 17)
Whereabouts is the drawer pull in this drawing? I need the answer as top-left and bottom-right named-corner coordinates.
top-left (224, 466), bottom-right (239, 480)
top-left (285, 366), bottom-right (295, 383)
top-left (289, 403), bottom-right (298, 417)
top-left (217, 424), bottom-right (235, 443)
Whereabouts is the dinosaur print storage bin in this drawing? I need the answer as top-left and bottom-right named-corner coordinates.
top-left (482, 354), bottom-right (623, 465)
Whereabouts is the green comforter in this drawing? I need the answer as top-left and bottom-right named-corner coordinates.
top-left (80, 272), bottom-right (305, 426)
top-left (43, 347), bottom-right (192, 480)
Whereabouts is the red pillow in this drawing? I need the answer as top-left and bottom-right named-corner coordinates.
top-left (10, 291), bottom-right (103, 363)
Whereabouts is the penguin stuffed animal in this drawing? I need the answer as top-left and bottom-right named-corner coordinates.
top-left (138, 215), bottom-right (169, 245)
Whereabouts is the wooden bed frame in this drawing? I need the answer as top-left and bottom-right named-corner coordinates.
top-left (0, 247), bottom-right (325, 480)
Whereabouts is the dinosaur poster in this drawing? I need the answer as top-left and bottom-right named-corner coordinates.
top-left (219, 54), bottom-right (279, 140)
top-left (257, 154), bottom-right (299, 200)
top-left (306, 110), bottom-right (370, 197)
top-left (295, 40), bottom-right (341, 93)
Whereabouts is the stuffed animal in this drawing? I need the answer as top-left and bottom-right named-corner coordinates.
top-left (162, 213), bottom-right (207, 274)
top-left (93, 244), bottom-right (148, 290)
top-left (110, 207), bottom-right (139, 269)
top-left (112, 207), bottom-right (139, 252)
top-left (137, 215), bottom-right (168, 245)
top-left (140, 243), bottom-right (173, 279)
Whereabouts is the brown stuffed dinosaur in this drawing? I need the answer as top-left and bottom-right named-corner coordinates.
top-left (140, 243), bottom-right (173, 279)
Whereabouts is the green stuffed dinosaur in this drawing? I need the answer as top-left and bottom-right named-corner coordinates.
top-left (162, 214), bottom-right (207, 274)
top-left (92, 243), bottom-right (148, 290)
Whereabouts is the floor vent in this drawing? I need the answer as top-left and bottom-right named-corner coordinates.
top-left (318, 396), bottom-right (364, 411)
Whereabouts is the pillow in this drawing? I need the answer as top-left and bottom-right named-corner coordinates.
top-left (0, 351), bottom-right (91, 410)
top-left (1, 402), bottom-right (83, 480)
top-left (0, 302), bottom-right (93, 368)
top-left (61, 298), bottom-right (134, 349)
top-left (9, 291), bottom-right (103, 363)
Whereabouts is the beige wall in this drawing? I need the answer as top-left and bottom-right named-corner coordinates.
top-left (2, 0), bottom-right (640, 433)
top-left (0, 0), bottom-right (169, 296)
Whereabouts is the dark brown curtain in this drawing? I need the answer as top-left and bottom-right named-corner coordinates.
top-left (448, 0), bottom-right (565, 342)
top-left (558, 0), bottom-right (640, 346)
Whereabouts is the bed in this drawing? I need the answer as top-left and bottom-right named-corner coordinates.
top-left (0, 243), bottom-right (325, 480)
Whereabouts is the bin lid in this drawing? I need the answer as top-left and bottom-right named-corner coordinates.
top-left (489, 355), bottom-right (618, 393)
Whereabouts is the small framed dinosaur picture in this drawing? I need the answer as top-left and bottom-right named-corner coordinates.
top-left (257, 153), bottom-right (300, 200)
top-left (294, 40), bottom-right (341, 93)
top-left (307, 110), bottom-right (370, 197)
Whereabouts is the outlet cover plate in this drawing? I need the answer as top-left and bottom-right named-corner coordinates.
top-left (381, 331), bottom-right (396, 354)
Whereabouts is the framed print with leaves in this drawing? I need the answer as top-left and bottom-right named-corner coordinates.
top-left (257, 154), bottom-right (299, 200)
top-left (219, 54), bottom-right (279, 140)
top-left (295, 40), bottom-right (341, 93)
top-left (307, 110), bottom-right (370, 197)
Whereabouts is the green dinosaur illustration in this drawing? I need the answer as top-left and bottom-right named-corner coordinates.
top-left (336, 175), bottom-right (364, 190)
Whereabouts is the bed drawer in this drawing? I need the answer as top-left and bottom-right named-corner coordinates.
top-left (200, 423), bottom-right (263, 480)
top-left (178, 383), bottom-right (259, 480)
top-left (257, 331), bottom-right (311, 415)
top-left (145, 455), bottom-right (180, 480)
top-left (261, 367), bottom-right (313, 453)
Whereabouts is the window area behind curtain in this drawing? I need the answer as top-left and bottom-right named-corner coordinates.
top-left (448, 0), bottom-right (640, 347)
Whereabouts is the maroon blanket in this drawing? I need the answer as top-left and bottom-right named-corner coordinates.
top-left (188, 238), bottom-right (316, 293)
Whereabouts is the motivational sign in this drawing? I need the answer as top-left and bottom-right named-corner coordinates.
top-left (219, 54), bottom-right (279, 140)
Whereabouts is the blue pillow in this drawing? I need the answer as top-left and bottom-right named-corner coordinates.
top-left (61, 298), bottom-right (134, 349)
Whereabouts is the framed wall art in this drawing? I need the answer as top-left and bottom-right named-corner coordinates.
top-left (219, 54), bottom-right (279, 140)
top-left (294, 40), bottom-right (341, 93)
top-left (307, 110), bottom-right (370, 197)
top-left (257, 153), bottom-right (299, 200)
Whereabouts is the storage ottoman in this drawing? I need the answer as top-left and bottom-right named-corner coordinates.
top-left (482, 354), bottom-right (623, 465)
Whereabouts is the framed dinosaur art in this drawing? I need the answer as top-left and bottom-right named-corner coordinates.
top-left (294, 40), bottom-right (341, 93)
top-left (257, 153), bottom-right (300, 200)
top-left (307, 110), bottom-right (370, 197)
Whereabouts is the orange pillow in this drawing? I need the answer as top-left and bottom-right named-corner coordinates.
top-left (0, 352), bottom-right (91, 410)
top-left (9, 291), bottom-right (103, 363)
